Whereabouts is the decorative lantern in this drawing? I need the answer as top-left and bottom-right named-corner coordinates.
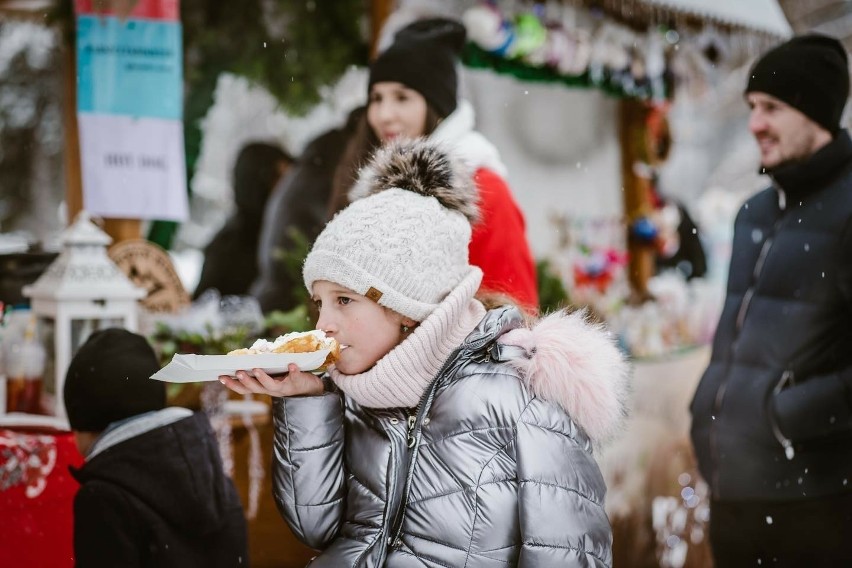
top-left (23, 211), bottom-right (146, 419)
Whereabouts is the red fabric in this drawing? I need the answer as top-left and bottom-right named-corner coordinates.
top-left (469, 168), bottom-right (539, 313)
top-left (0, 428), bottom-right (83, 568)
top-left (74, 0), bottom-right (180, 20)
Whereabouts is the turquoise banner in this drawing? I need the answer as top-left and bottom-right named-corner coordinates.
top-left (77, 15), bottom-right (182, 120)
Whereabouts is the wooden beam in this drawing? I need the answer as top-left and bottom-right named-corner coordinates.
top-left (370, 0), bottom-right (394, 59)
top-left (61, 41), bottom-right (84, 225)
top-left (618, 98), bottom-right (655, 304)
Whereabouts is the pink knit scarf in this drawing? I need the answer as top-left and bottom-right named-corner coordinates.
top-left (330, 269), bottom-right (486, 408)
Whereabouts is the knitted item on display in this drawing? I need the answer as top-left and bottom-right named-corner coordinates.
top-left (303, 138), bottom-right (478, 322)
top-left (330, 269), bottom-right (486, 409)
top-left (369, 18), bottom-right (466, 117)
top-left (746, 34), bottom-right (850, 133)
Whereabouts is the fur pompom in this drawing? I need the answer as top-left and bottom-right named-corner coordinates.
top-left (349, 138), bottom-right (479, 222)
top-left (499, 310), bottom-right (630, 443)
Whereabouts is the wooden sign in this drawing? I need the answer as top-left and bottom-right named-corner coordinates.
top-left (108, 239), bottom-right (190, 313)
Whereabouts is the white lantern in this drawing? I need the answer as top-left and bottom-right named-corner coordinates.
top-left (23, 211), bottom-right (146, 419)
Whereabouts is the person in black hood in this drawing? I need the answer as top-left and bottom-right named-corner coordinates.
top-left (194, 142), bottom-right (292, 299)
top-left (689, 34), bottom-right (852, 567)
top-left (250, 107), bottom-right (364, 312)
top-left (65, 328), bottom-right (248, 567)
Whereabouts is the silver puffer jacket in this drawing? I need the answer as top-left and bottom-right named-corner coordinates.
top-left (272, 307), bottom-right (628, 567)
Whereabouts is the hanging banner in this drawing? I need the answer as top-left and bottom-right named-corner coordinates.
top-left (75, 0), bottom-right (188, 221)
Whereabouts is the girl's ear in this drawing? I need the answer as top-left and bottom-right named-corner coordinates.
top-left (401, 316), bottom-right (418, 328)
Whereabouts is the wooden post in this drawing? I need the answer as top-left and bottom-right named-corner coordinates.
top-left (61, 9), bottom-right (141, 243)
top-left (370, 0), bottom-right (394, 58)
top-left (618, 98), bottom-right (655, 304)
top-left (61, 43), bottom-right (84, 224)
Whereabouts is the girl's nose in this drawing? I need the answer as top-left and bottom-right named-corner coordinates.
top-left (316, 316), bottom-right (336, 335)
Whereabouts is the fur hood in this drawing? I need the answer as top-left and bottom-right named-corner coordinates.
top-left (494, 309), bottom-right (630, 444)
top-left (349, 138), bottom-right (479, 222)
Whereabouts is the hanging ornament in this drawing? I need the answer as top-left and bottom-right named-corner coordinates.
top-left (512, 12), bottom-right (548, 59)
top-left (462, 3), bottom-right (515, 57)
top-left (631, 216), bottom-right (659, 244)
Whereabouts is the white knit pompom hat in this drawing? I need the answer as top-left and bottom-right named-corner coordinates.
top-left (303, 139), bottom-right (479, 322)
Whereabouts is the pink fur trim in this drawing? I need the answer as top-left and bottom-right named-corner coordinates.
top-left (499, 311), bottom-right (629, 443)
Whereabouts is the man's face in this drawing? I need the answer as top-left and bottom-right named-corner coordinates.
top-left (747, 92), bottom-right (832, 169)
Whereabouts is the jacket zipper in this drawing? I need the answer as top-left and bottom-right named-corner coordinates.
top-left (387, 336), bottom-right (494, 549)
top-left (387, 352), bottom-right (459, 549)
top-left (376, 408), bottom-right (411, 564)
top-left (769, 370), bottom-right (796, 460)
top-left (708, 183), bottom-right (787, 497)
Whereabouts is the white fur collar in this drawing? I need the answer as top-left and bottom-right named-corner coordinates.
top-left (430, 100), bottom-right (508, 178)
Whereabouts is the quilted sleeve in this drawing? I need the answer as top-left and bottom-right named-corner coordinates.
top-left (271, 393), bottom-right (346, 549)
top-left (515, 399), bottom-right (612, 567)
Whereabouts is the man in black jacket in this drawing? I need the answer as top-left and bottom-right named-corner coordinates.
top-left (690, 34), bottom-right (852, 567)
top-left (65, 329), bottom-right (248, 567)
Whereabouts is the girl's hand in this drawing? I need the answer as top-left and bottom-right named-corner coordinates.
top-left (219, 364), bottom-right (325, 398)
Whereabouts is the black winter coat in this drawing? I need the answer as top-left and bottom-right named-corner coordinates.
top-left (251, 108), bottom-right (363, 312)
top-left (690, 131), bottom-right (852, 502)
top-left (69, 411), bottom-right (248, 567)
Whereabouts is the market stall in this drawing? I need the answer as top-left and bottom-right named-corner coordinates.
top-left (0, 1), bottom-right (796, 567)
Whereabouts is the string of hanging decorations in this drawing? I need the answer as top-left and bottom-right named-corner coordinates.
top-left (459, 0), bottom-right (782, 101)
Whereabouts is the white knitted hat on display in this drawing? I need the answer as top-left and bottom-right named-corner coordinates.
top-left (303, 139), bottom-right (479, 322)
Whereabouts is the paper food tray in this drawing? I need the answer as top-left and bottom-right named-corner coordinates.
top-left (150, 349), bottom-right (331, 383)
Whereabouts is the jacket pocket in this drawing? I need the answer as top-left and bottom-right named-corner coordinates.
top-left (767, 370), bottom-right (796, 460)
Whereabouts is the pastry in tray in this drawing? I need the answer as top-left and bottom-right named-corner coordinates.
top-left (228, 330), bottom-right (340, 370)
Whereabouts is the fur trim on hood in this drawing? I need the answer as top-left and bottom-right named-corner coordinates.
top-left (498, 310), bottom-right (630, 443)
top-left (349, 138), bottom-right (479, 222)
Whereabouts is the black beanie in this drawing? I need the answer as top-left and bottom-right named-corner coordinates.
top-left (64, 328), bottom-right (165, 432)
top-left (369, 18), bottom-right (466, 118)
top-left (746, 34), bottom-right (850, 133)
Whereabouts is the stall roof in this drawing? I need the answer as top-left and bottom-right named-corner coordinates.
top-left (0, 0), bottom-right (53, 18)
top-left (642, 0), bottom-right (792, 37)
top-left (0, 0), bottom-right (52, 10)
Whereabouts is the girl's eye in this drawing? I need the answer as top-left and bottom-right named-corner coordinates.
top-left (338, 297), bottom-right (352, 305)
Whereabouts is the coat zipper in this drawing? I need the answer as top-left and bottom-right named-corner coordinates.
top-left (387, 335), bottom-right (494, 549)
top-left (709, 183), bottom-right (787, 497)
top-left (376, 408), bottom-right (412, 564)
top-left (770, 370), bottom-right (796, 460)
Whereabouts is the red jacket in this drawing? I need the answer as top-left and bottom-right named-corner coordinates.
top-left (470, 167), bottom-right (538, 313)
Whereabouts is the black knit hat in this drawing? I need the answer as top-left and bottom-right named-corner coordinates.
top-left (369, 18), bottom-right (466, 118)
top-left (64, 328), bottom-right (165, 432)
top-left (746, 34), bottom-right (850, 133)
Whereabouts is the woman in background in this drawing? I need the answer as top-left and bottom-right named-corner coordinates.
top-left (328, 18), bottom-right (540, 313)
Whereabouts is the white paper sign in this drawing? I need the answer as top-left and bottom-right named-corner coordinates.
top-left (78, 114), bottom-right (189, 221)
top-left (150, 350), bottom-right (331, 383)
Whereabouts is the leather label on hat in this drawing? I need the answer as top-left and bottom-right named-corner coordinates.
top-left (365, 287), bottom-right (383, 302)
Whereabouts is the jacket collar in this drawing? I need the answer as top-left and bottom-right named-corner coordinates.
top-left (461, 304), bottom-right (525, 351)
top-left (766, 130), bottom-right (852, 197)
top-left (86, 407), bottom-right (193, 461)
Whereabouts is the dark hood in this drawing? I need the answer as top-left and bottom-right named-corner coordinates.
top-left (70, 412), bottom-right (237, 536)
